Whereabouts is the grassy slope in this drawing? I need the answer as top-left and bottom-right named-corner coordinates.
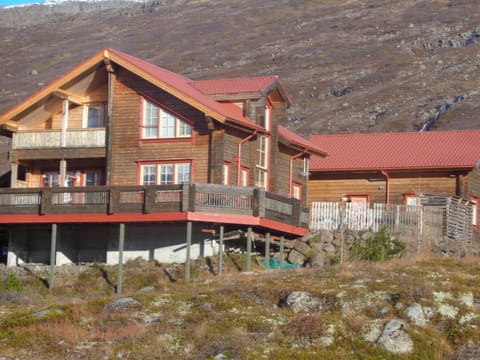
top-left (0, 256), bottom-right (479, 359)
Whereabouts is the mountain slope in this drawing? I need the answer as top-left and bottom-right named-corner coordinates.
top-left (0, 0), bottom-right (479, 136)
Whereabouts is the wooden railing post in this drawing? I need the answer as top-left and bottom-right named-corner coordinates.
top-left (292, 198), bottom-right (301, 226)
top-left (143, 187), bottom-right (155, 214)
top-left (40, 189), bottom-right (52, 215)
top-left (188, 184), bottom-right (196, 212)
top-left (108, 188), bottom-right (119, 214)
top-left (253, 188), bottom-right (266, 217)
top-left (182, 183), bottom-right (196, 212)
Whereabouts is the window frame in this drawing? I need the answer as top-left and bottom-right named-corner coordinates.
top-left (140, 98), bottom-right (193, 141)
top-left (223, 162), bottom-right (231, 186)
top-left (255, 135), bottom-right (270, 190)
top-left (240, 167), bottom-right (250, 187)
top-left (292, 182), bottom-right (302, 200)
top-left (471, 196), bottom-right (479, 230)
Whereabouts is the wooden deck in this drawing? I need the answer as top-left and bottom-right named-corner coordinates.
top-left (0, 183), bottom-right (309, 236)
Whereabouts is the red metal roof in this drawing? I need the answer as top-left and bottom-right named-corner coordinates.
top-left (191, 76), bottom-right (280, 95)
top-left (309, 130), bottom-right (480, 171)
top-left (278, 126), bottom-right (328, 156)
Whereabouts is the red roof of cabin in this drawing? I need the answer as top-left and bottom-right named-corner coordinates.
top-left (309, 130), bottom-right (480, 171)
top-left (192, 76), bottom-right (280, 95)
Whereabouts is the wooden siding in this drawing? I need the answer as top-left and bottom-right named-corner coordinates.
top-left (308, 171), bottom-right (462, 207)
top-left (108, 69), bottom-right (210, 186)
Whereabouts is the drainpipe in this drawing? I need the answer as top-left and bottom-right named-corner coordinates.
top-left (237, 130), bottom-right (257, 186)
top-left (381, 170), bottom-right (390, 205)
top-left (290, 150), bottom-right (307, 198)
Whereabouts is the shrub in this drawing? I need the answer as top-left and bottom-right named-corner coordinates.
top-left (349, 228), bottom-right (405, 262)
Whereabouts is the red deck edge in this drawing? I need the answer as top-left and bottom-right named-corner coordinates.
top-left (0, 212), bottom-right (308, 236)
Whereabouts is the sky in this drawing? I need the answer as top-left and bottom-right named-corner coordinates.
top-left (0, 0), bottom-right (44, 6)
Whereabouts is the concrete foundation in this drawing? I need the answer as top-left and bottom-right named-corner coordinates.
top-left (6, 222), bottom-right (218, 266)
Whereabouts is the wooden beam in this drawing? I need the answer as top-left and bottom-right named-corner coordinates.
top-left (265, 232), bottom-right (270, 270)
top-left (116, 223), bottom-right (125, 295)
top-left (52, 89), bottom-right (85, 105)
top-left (185, 221), bottom-right (192, 281)
top-left (49, 223), bottom-right (57, 290)
top-left (279, 236), bottom-right (285, 270)
top-left (218, 225), bottom-right (224, 275)
top-left (246, 227), bottom-right (252, 272)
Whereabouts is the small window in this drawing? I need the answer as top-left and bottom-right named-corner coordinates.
top-left (292, 183), bottom-right (302, 200)
top-left (83, 104), bottom-right (104, 128)
top-left (471, 196), bottom-right (479, 230)
top-left (141, 99), bottom-right (192, 139)
top-left (404, 194), bottom-right (420, 206)
top-left (240, 167), bottom-right (249, 187)
top-left (223, 162), bottom-right (231, 185)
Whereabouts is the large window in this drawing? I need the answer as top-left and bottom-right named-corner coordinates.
top-left (140, 162), bottom-right (192, 185)
top-left (141, 99), bottom-right (192, 139)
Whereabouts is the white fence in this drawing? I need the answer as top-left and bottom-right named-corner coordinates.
top-left (310, 202), bottom-right (444, 238)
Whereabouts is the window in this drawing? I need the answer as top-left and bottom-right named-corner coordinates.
top-left (240, 167), bottom-right (249, 187)
top-left (471, 196), bottom-right (479, 230)
top-left (141, 99), bottom-right (192, 139)
top-left (292, 183), bottom-right (302, 200)
top-left (83, 104), bottom-right (104, 128)
top-left (255, 135), bottom-right (269, 189)
top-left (42, 171), bottom-right (75, 187)
top-left (223, 162), bottom-right (231, 185)
top-left (404, 194), bottom-right (420, 206)
top-left (140, 162), bottom-right (192, 185)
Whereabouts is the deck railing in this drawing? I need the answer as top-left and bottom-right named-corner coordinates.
top-left (12, 128), bottom-right (106, 149)
top-left (0, 184), bottom-right (307, 228)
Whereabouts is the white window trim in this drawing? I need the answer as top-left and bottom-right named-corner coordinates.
top-left (140, 162), bottom-right (192, 185)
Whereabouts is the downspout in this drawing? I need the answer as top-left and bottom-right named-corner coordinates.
top-left (381, 170), bottom-right (390, 205)
top-left (290, 150), bottom-right (307, 197)
top-left (237, 130), bottom-right (257, 186)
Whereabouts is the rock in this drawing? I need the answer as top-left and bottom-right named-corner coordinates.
top-left (360, 231), bottom-right (374, 241)
top-left (323, 243), bottom-right (336, 255)
top-left (29, 69), bottom-right (38, 75)
top-left (284, 291), bottom-right (326, 313)
top-left (459, 292), bottom-right (474, 308)
top-left (318, 229), bottom-right (334, 243)
top-left (32, 307), bottom-right (65, 319)
top-left (377, 320), bottom-right (413, 354)
top-left (293, 240), bottom-right (311, 256)
top-left (404, 303), bottom-right (427, 326)
top-left (309, 251), bottom-right (325, 268)
top-left (104, 297), bottom-right (142, 312)
top-left (287, 249), bottom-right (305, 265)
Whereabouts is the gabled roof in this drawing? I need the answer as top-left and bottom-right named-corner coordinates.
top-left (191, 76), bottom-right (293, 107)
top-left (309, 130), bottom-right (480, 172)
top-left (278, 126), bottom-right (328, 156)
top-left (0, 48), bottom-right (264, 132)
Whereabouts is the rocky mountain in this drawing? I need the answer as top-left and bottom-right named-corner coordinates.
top-left (0, 0), bottom-right (479, 136)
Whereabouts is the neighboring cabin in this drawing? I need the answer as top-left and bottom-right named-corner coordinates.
top-left (0, 48), bottom-right (326, 266)
top-left (307, 130), bottom-right (480, 230)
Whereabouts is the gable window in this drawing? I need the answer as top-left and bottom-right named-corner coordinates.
top-left (83, 104), bottom-right (104, 128)
top-left (140, 161), bottom-right (192, 185)
top-left (255, 135), bottom-right (269, 189)
top-left (141, 99), bottom-right (192, 139)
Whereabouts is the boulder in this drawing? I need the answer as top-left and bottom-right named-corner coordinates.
top-left (293, 240), bottom-right (312, 256)
top-left (404, 303), bottom-right (427, 326)
top-left (309, 251), bottom-right (325, 268)
top-left (287, 249), bottom-right (305, 265)
top-left (377, 320), bottom-right (413, 354)
top-left (104, 297), bottom-right (142, 312)
top-left (284, 291), bottom-right (323, 313)
top-left (318, 229), bottom-right (334, 243)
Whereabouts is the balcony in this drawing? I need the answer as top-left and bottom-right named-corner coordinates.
top-left (0, 184), bottom-right (310, 234)
top-left (12, 128), bottom-right (106, 149)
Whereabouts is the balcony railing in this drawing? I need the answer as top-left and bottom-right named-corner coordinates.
top-left (0, 184), bottom-right (309, 229)
top-left (12, 128), bottom-right (106, 149)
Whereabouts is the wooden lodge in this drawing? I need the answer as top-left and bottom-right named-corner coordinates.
top-left (0, 48), bottom-right (326, 267)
